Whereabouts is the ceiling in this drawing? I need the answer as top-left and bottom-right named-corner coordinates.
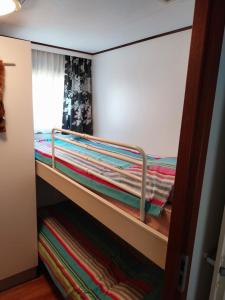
top-left (0, 0), bottom-right (195, 53)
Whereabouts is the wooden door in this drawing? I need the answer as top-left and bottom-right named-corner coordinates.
top-left (163, 0), bottom-right (225, 299)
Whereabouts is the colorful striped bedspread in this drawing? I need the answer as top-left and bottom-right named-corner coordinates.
top-left (38, 202), bottom-right (163, 299)
top-left (35, 134), bottom-right (176, 216)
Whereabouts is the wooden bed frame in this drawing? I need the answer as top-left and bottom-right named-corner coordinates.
top-left (36, 160), bottom-right (168, 269)
top-left (35, 128), bottom-right (173, 269)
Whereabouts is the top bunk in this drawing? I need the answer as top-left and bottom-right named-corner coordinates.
top-left (35, 128), bottom-right (176, 269)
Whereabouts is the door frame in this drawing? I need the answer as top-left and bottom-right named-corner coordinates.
top-left (163, 0), bottom-right (225, 299)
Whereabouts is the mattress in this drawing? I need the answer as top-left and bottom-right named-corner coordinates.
top-left (35, 133), bottom-right (176, 217)
top-left (104, 195), bottom-right (171, 236)
top-left (38, 201), bottom-right (164, 300)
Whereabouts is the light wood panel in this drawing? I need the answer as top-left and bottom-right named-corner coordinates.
top-left (0, 36), bottom-right (37, 282)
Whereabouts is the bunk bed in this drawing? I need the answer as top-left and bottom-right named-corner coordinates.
top-left (35, 128), bottom-right (176, 269)
top-left (38, 201), bottom-right (164, 299)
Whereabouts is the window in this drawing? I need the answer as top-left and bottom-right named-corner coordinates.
top-left (32, 50), bottom-right (65, 132)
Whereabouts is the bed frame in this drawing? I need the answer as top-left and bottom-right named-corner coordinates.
top-left (35, 128), bottom-right (168, 269)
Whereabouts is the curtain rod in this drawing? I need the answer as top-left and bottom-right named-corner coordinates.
top-left (3, 63), bottom-right (16, 66)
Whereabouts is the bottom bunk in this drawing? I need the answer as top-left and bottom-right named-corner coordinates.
top-left (38, 201), bottom-right (164, 300)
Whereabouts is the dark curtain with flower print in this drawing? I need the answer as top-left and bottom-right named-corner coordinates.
top-left (62, 56), bottom-right (93, 134)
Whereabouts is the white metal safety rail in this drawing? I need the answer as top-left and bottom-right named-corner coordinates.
top-left (51, 128), bottom-right (147, 222)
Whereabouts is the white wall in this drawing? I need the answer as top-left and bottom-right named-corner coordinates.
top-left (0, 37), bottom-right (37, 281)
top-left (92, 30), bottom-right (191, 156)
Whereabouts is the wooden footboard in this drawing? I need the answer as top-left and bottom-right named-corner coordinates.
top-left (36, 160), bottom-right (168, 269)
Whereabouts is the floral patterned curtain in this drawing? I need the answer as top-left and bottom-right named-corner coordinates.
top-left (62, 56), bottom-right (93, 134)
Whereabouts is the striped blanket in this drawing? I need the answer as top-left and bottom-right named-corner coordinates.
top-left (35, 134), bottom-right (176, 216)
top-left (38, 202), bottom-right (163, 299)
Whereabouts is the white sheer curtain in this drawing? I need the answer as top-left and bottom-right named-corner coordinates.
top-left (32, 50), bottom-right (65, 132)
